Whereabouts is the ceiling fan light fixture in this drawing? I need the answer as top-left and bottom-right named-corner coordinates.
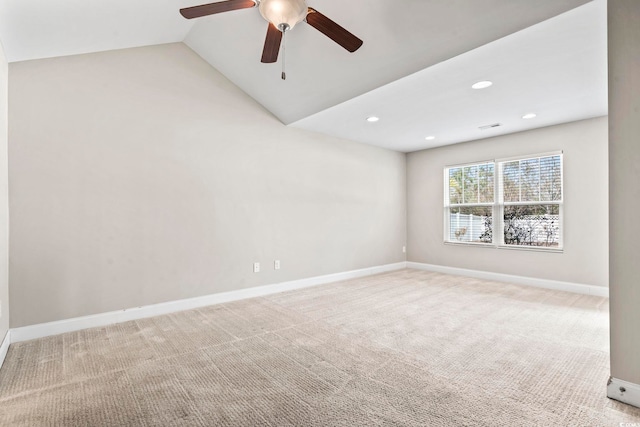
top-left (259, 0), bottom-right (308, 31)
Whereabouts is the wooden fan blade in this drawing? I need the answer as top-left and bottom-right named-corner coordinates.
top-left (306, 8), bottom-right (363, 53)
top-left (261, 23), bottom-right (283, 63)
top-left (180, 0), bottom-right (256, 19)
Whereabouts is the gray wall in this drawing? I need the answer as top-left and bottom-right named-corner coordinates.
top-left (609, 0), bottom-right (640, 385)
top-left (407, 117), bottom-right (608, 287)
top-left (8, 43), bottom-right (407, 328)
top-left (0, 39), bottom-right (8, 341)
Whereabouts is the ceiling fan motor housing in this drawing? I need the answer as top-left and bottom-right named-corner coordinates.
top-left (258, 0), bottom-right (308, 31)
top-left (179, 0), bottom-right (363, 66)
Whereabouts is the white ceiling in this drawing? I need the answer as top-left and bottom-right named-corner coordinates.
top-left (292, 0), bottom-right (608, 152)
top-left (0, 0), bottom-right (603, 153)
top-left (0, 0), bottom-right (196, 62)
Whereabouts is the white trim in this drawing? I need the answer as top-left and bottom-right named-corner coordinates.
top-left (444, 159), bottom-right (496, 169)
top-left (0, 330), bottom-right (10, 370)
top-left (406, 262), bottom-right (608, 297)
top-left (608, 377), bottom-right (640, 409)
top-left (494, 150), bottom-right (563, 164)
top-left (9, 262), bottom-right (407, 343)
top-left (443, 241), bottom-right (563, 253)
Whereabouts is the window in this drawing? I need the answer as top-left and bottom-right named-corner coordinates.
top-left (444, 162), bottom-right (495, 244)
top-left (444, 152), bottom-right (563, 250)
top-left (498, 154), bottom-right (563, 248)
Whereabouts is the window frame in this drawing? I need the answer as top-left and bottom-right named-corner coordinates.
top-left (443, 160), bottom-right (496, 247)
top-left (443, 151), bottom-right (564, 252)
top-left (496, 151), bottom-right (564, 251)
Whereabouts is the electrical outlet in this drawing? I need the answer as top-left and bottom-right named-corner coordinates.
top-left (402, 246), bottom-right (406, 253)
top-left (274, 260), bottom-right (281, 270)
top-left (253, 262), bottom-right (260, 273)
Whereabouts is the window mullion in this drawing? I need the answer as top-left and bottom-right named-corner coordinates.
top-left (518, 160), bottom-right (522, 203)
top-left (462, 168), bottom-right (465, 204)
top-left (538, 157), bottom-right (541, 203)
top-left (496, 162), bottom-right (502, 247)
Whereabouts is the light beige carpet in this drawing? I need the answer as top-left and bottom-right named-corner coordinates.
top-left (1, 269), bottom-right (639, 426)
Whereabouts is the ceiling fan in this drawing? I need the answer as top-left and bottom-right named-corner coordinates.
top-left (180, 0), bottom-right (363, 78)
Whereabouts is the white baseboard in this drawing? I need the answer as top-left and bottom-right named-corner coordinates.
top-left (7, 260), bottom-right (606, 345)
top-left (0, 330), bottom-right (10, 370)
top-left (406, 262), bottom-right (608, 297)
top-left (608, 377), bottom-right (640, 408)
top-left (9, 262), bottom-right (407, 343)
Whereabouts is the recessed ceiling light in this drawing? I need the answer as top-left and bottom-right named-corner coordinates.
top-left (366, 116), bottom-right (380, 123)
top-left (425, 136), bottom-right (436, 141)
top-left (472, 81), bottom-right (493, 89)
top-left (522, 113), bottom-right (537, 119)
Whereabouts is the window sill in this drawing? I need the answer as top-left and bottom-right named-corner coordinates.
top-left (444, 241), bottom-right (495, 249)
top-left (444, 241), bottom-right (563, 253)
top-left (497, 245), bottom-right (563, 253)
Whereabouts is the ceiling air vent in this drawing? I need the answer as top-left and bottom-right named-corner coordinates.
top-left (479, 123), bottom-right (502, 130)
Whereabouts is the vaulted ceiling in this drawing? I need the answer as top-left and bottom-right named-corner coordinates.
top-left (0, 0), bottom-right (605, 152)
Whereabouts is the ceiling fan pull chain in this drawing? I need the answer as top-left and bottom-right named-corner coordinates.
top-left (281, 28), bottom-right (287, 80)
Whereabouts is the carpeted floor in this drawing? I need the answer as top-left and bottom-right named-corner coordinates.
top-left (1, 269), bottom-right (639, 426)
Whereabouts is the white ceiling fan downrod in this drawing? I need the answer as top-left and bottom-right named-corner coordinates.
top-left (280, 24), bottom-right (288, 80)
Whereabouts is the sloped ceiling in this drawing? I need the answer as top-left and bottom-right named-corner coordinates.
top-left (0, 0), bottom-right (603, 152)
top-left (292, 0), bottom-right (607, 152)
